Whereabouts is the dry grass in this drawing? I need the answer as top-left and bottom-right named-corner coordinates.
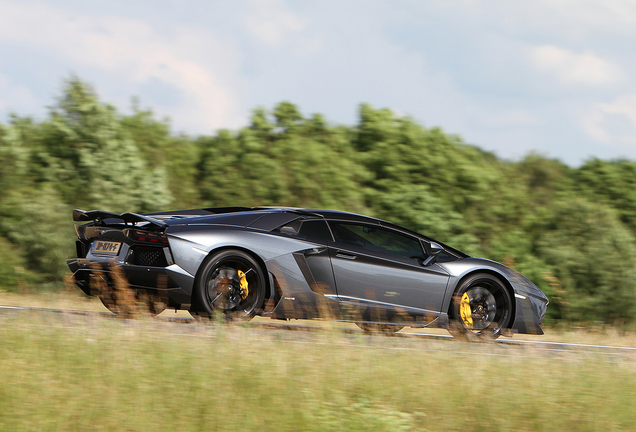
top-left (0, 311), bottom-right (635, 431)
top-left (0, 289), bottom-right (105, 312)
top-left (0, 289), bottom-right (192, 318)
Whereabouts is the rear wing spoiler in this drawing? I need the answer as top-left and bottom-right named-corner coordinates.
top-left (73, 209), bottom-right (168, 228)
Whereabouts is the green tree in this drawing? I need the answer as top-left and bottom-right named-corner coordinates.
top-left (537, 198), bottom-right (636, 322)
top-left (0, 187), bottom-right (74, 286)
top-left (121, 104), bottom-right (201, 208)
top-left (197, 103), bottom-right (367, 211)
top-left (41, 78), bottom-right (173, 213)
top-left (574, 158), bottom-right (636, 232)
top-left (354, 104), bottom-right (529, 256)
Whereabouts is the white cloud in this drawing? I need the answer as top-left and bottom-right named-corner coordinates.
top-left (529, 45), bottom-right (625, 87)
top-left (243, 0), bottom-right (308, 47)
top-left (582, 94), bottom-right (636, 146)
top-left (1, 0), bottom-right (636, 165)
top-left (0, 0), bottom-right (244, 132)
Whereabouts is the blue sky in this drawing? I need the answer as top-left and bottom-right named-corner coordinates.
top-left (1, 0), bottom-right (636, 166)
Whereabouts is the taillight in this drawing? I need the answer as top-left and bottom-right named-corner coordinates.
top-left (125, 229), bottom-right (170, 245)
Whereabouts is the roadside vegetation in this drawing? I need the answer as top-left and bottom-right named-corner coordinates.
top-left (2, 77), bottom-right (636, 327)
top-left (1, 312), bottom-right (635, 431)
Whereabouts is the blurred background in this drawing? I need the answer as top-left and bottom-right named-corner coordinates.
top-left (2, 0), bottom-right (636, 326)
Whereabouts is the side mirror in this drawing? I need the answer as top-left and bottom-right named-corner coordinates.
top-left (421, 242), bottom-right (444, 266)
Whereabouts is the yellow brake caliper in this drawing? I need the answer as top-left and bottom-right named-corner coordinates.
top-left (238, 270), bottom-right (249, 299)
top-left (460, 292), bottom-right (473, 329)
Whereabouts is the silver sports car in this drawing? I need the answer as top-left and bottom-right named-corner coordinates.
top-left (67, 206), bottom-right (548, 339)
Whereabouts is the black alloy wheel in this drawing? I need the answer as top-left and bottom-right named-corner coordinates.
top-left (193, 249), bottom-right (266, 321)
top-left (449, 273), bottom-right (512, 341)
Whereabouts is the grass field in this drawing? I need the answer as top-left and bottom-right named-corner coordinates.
top-left (1, 291), bottom-right (636, 431)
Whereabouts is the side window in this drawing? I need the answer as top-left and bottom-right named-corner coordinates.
top-left (298, 220), bottom-right (333, 242)
top-left (329, 222), bottom-right (425, 260)
top-left (435, 250), bottom-right (457, 263)
top-left (276, 219), bottom-right (333, 243)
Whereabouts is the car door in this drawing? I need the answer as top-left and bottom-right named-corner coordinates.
top-left (296, 219), bottom-right (337, 296)
top-left (275, 218), bottom-right (338, 296)
top-left (327, 221), bottom-right (450, 315)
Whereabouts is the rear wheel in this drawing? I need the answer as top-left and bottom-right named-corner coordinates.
top-left (192, 249), bottom-right (266, 321)
top-left (449, 273), bottom-right (512, 341)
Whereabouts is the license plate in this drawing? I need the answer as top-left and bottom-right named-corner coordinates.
top-left (91, 240), bottom-right (122, 255)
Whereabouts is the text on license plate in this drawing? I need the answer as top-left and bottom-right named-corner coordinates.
top-left (92, 240), bottom-right (122, 255)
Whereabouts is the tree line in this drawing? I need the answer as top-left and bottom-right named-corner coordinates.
top-left (1, 78), bottom-right (635, 325)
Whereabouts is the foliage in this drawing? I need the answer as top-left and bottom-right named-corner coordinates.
top-left (0, 188), bottom-right (75, 286)
top-left (197, 104), bottom-right (366, 211)
top-left (42, 78), bottom-right (173, 213)
top-left (537, 198), bottom-right (636, 322)
top-left (0, 236), bottom-right (30, 291)
top-left (2, 77), bottom-right (636, 324)
top-left (574, 158), bottom-right (636, 232)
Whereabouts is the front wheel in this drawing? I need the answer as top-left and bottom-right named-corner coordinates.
top-left (449, 273), bottom-right (512, 341)
top-left (192, 249), bottom-right (266, 321)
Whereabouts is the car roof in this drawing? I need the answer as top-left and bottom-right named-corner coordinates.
top-left (145, 206), bottom-right (468, 258)
top-left (224, 207), bottom-right (382, 223)
top-left (147, 206), bottom-right (381, 228)
top-left (166, 206), bottom-right (418, 235)
top-left (149, 206), bottom-right (374, 220)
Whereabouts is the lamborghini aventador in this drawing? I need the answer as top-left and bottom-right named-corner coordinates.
top-left (67, 206), bottom-right (548, 339)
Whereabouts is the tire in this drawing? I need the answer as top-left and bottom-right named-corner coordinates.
top-left (449, 273), bottom-right (512, 341)
top-left (192, 249), bottom-right (266, 321)
top-left (356, 323), bottom-right (405, 334)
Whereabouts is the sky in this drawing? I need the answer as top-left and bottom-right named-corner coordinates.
top-left (1, 0), bottom-right (636, 166)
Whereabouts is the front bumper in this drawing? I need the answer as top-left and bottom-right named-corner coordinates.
top-left (510, 292), bottom-right (548, 335)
